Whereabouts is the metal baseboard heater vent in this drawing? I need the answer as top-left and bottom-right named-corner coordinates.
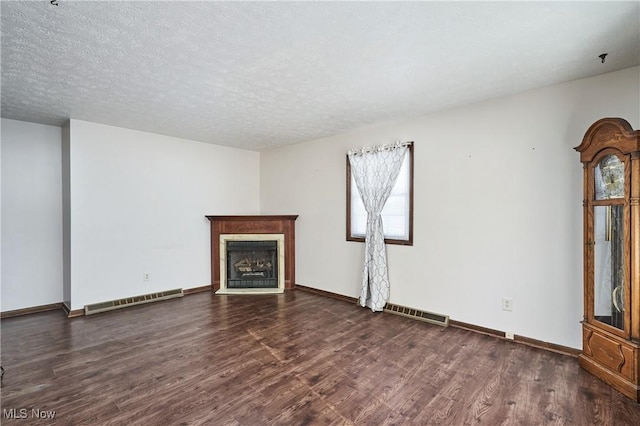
top-left (384, 303), bottom-right (449, 327)
top-left (84, 288), bottom-right (184, 315)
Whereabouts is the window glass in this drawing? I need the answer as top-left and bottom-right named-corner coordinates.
top-left (347, 145), bottom-right (413, 245)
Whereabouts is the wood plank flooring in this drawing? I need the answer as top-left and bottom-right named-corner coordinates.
top-left (1, 291), bottom-right (639, 425)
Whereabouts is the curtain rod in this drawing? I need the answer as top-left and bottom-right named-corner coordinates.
top-left (347, 141), bottom-right (413, 156)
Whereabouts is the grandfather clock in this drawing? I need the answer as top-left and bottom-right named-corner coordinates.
top-left (575, 117), bottom-right (640, 401)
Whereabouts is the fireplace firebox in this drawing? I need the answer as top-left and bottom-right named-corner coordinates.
top-left (217, 233), bottom-right (285, 293)
top-left (226, 240), bottom-right (278, 289)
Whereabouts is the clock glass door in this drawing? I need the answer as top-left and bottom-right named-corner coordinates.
top-left (593, 204), bottom-right (625, 330)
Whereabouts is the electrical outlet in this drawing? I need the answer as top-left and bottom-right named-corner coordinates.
top-left (144, 272), bottom-right (150, 281)
top-left (502, 297), bottom-right (513, 311)
top-left (505, 331), bottom-right (515, 340)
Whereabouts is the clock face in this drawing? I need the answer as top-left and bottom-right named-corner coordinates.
top-left (595, 154), bottom-right (624, 200)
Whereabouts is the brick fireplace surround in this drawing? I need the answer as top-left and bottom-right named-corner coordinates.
top-left (205, 215), bottom-right (298, 292)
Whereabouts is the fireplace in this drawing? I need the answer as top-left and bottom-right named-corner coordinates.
top-left (205, 215), bottom-right (298, 294)
top-left (218, 233), bottom-right (285, 294)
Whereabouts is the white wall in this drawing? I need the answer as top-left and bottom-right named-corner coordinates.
top-left (66, 120), bottom-right (260, 310)
top-left (260, 66), bottom-right (640, 349)
top-left (61, 121), bottom-right (71, 308)
top-left (1, 119), bottom-right (63, 311)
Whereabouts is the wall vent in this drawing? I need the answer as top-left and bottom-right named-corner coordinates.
top-left (84, 288), bottom-right (184, 315)
top-left (384, 303), bottom-right (449, 327)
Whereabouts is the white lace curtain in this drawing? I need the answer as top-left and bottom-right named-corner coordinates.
top-left (348, 142), bottom-right (410, 311)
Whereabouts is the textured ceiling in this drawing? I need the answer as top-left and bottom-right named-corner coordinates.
top-left (1, 1), bottom-right (639, 151)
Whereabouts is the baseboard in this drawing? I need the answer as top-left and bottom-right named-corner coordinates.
top-left (516, 334), bottom-right (580, 357)
top-left (296, 285), bottom-right (580, 358)
top-left (449, 320), bottom-right (580, 357)
top-left (1, 303), bottom-right (62, 319)
top-left (62, 300), bottom-right (86, 318)
top-left (8, 285), bottom-right (212, 320)
top-left (66, 285), bottom-right (211, 318)
top-left (67, 308), bottom-right (85, 318)
top-left (183, 285), bottom-right (212, 295)
top-left (295, 284), bottom-right (359, 304)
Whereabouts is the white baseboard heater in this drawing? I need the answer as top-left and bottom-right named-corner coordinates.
top-left (84, 288), bottom-right (184, 315)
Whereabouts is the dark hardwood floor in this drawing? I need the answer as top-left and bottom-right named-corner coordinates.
top-left (1, 291), bottom-right (639, 425)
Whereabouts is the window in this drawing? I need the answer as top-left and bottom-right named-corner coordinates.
top-left (346, 143), bottom-right (413, 245)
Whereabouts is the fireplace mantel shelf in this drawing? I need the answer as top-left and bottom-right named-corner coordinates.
top-left (206, 215), bottom-right (299, 221)
top-left (206, 215), bottom-right (298, 293)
